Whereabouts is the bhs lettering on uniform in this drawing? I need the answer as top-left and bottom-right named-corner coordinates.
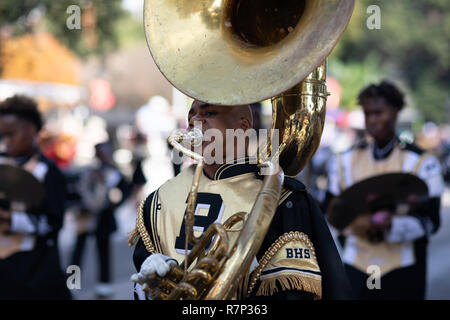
top-left (286, 248), bottom-right (310, 259)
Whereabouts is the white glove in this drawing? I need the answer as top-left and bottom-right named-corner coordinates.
top-left (131, 253), bottom-right (178, 284)
top-left (130, 254), bottom-right (178, 300)
top-left (385, 216), bottom-right (426, 243)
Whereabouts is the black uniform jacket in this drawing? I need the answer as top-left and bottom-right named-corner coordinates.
top-left (0, 151), bottom-right (71, 300)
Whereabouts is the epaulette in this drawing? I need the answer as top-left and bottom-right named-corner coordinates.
top-left (283, 177), bottom-right (306, 192)
top-left (128, 192), bottom-right (156, 253)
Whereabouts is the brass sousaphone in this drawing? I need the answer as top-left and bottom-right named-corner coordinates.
top-left (135, 0), bottom-right (355, 299)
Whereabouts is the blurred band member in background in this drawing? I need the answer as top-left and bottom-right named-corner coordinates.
top-left (325, 81), bottom-right (444, 299)
top-left (0, 95), bottom-right (71, 300)
top-left (71, 141), bottom-right (131, 299)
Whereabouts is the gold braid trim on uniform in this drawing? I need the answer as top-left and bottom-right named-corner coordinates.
top-left (127, 226), bottom-right (140, 247)
top-left (257, 271), bottom-right (322, 299)
top-left (236, 265), bottom-right (252, 300)
top-left (247, 231), bottom-right (321, 299)
top-left (127, 199), bottom-right (157, 254)
top-left (127, 199), bottom-right (144, 247)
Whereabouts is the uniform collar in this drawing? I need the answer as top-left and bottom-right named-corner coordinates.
top-left (206, 157), bottom-right (307, 191)
top-left (211, 156), bottom-right (260, 180)
top-left (0, 150), bottom-right (39, 166)
top-left (372, 137), bottom-right (398, 160)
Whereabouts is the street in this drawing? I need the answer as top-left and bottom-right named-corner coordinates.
top-left (426, 186), bottom-right (450, 299)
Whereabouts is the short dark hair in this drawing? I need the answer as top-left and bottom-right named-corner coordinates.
top-left (0, 95), bottom-right (43, 130)
top-left (358, 80), bottom-right (405, 111)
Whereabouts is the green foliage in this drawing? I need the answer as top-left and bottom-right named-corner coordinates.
top-left (328, 54), bottom-right (386, 110)
top-left (0, 0), bottom-right (126, 57)
top-left (114, 11), bottom-right (146, 49)
top-left (330, 0), bottom-right (450, 123)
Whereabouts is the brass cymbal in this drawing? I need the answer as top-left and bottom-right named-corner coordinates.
top-left (144, 0), bottom-right (355, 105)
top-left (0, 164), bottom-right (46, 209)
top-left (327, 173), bottom-right (429, 231)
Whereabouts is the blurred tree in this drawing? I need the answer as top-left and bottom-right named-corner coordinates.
top-left (0, 32), bottom-right (80, 84)
top-left (114, 10), bottom-right (146, 49)
top-left (0, 0), bottom-right (126, 57)
top-left (329, 0), bottom-right (449, 123)
top-left (329, 54), bottom-right (386, 110)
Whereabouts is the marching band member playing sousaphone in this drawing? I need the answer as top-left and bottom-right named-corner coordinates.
top-left (326, 81), bottom-right (445, 299)
top-left (129, 100), bottom-right (352, 300)
top-left (0, 95), bottom-right (71, 300)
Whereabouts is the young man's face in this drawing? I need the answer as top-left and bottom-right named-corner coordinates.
top-left (0, 115), bottom-right (37, 157)
top-left (187, 100), bottom-right (252, 163)
top-left (362, 97), bottom-right (398, 145)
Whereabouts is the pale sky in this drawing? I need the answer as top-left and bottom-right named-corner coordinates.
top-left (121, 0), bottom-right (144, 15)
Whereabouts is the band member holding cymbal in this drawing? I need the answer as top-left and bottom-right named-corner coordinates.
top-left (0, 95), bottom-right (71, 300)
top-left (325, 81), bottom-right (445, 299)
